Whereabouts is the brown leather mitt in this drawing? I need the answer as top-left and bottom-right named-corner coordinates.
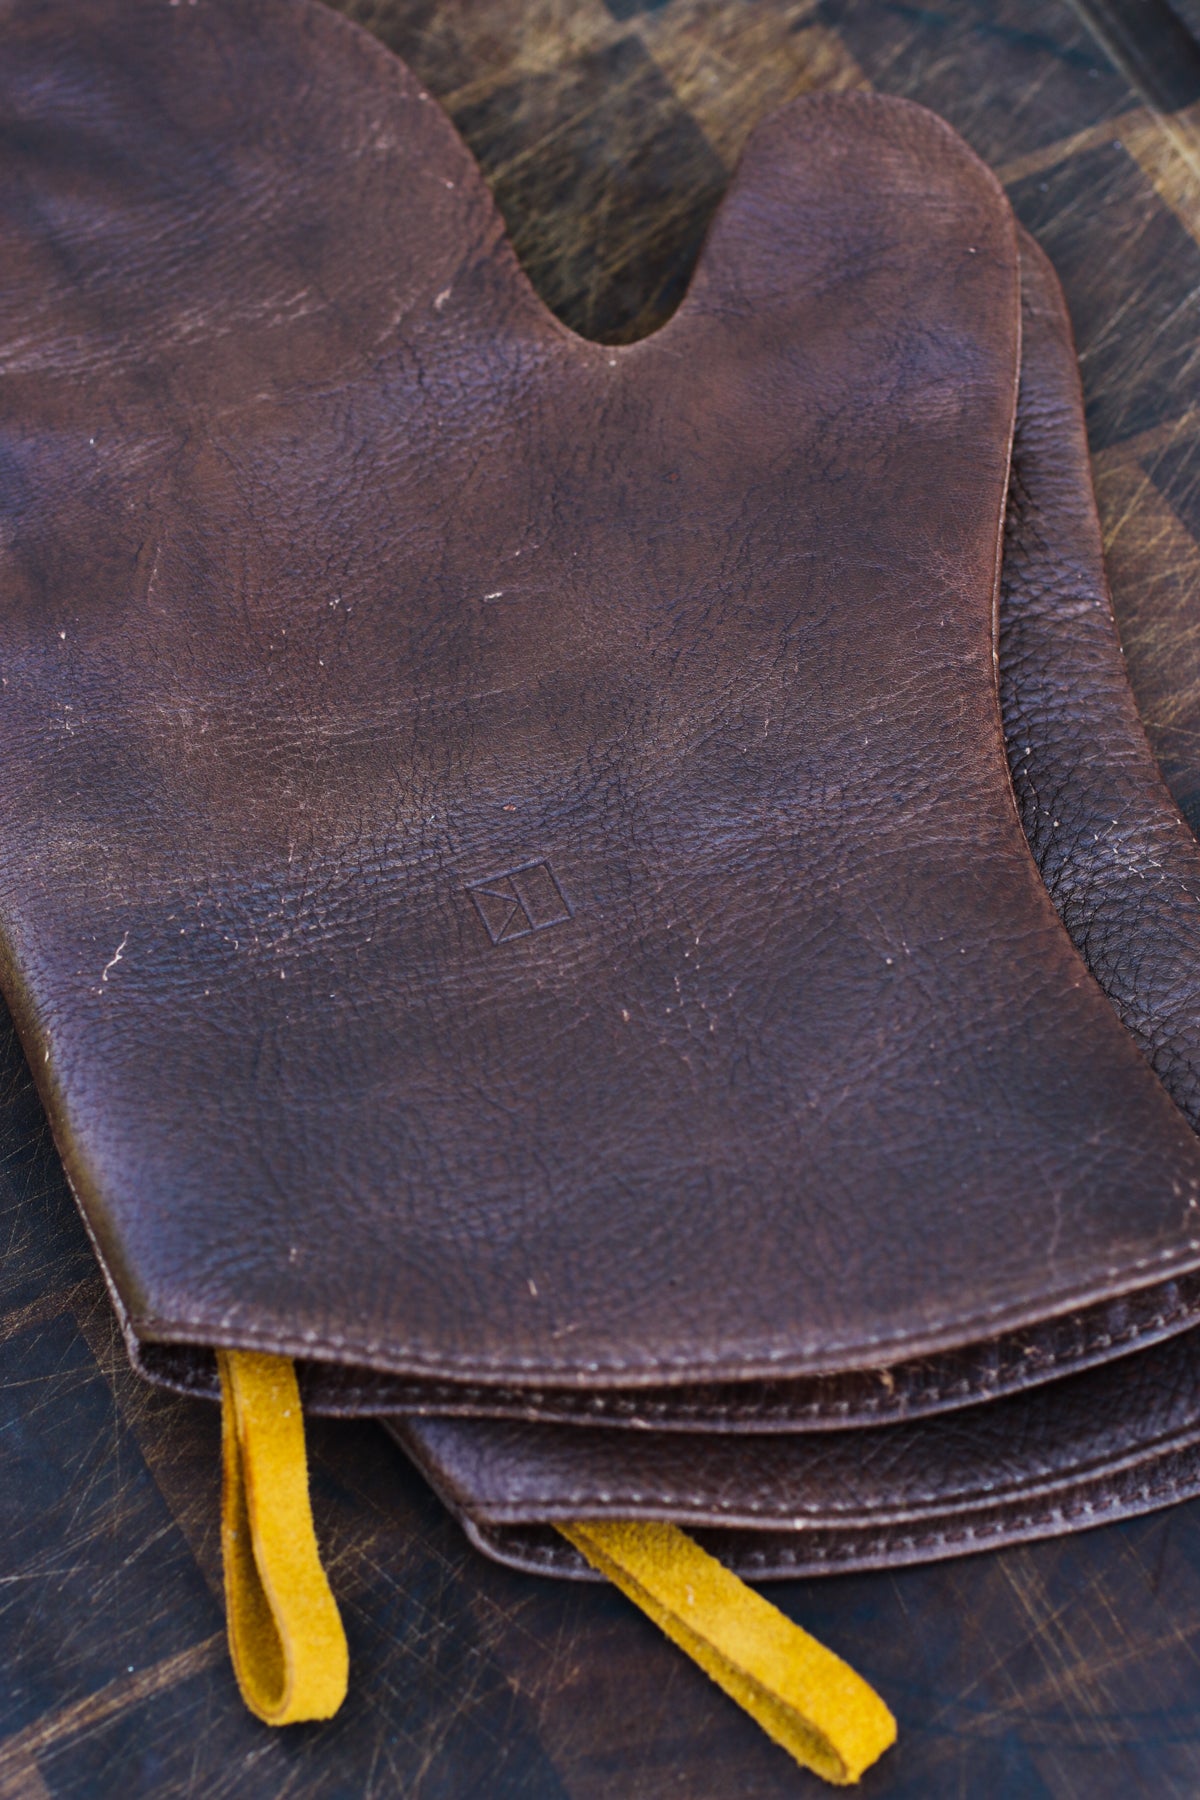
top-left (6, 0), bottom-right (1200, 1592)
top-left (388, 235), bottom-right (1200, 1581)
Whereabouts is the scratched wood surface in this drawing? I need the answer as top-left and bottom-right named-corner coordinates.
top-left (7, 1), bottom-right (1200, 1794)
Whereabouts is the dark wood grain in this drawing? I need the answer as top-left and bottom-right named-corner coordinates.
top-left (7, 2), bottom-right (1200, 1794)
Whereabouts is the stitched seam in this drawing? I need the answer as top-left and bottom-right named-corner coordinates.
top-left (349, 1296), bottom-right (1191, 1420)
top-left (132, 1246), bottom-right (1200, 1385)
top-left (493, 1467), bottom-right (1194, 1577)
top-left (730, 1473), bottom-right (1187, 1568)
top-left (473, 1416), bottom-right (1200, 1521)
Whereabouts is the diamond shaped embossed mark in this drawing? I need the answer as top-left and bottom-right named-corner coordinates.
top-left (468, 861), bottom-right (573, 945)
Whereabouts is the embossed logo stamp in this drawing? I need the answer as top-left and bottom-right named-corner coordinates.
top-left (468, 861), bottom-right (572, 945)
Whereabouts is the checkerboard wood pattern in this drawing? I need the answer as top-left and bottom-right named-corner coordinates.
top-left (7, 3), bottom-right (1200, 1794)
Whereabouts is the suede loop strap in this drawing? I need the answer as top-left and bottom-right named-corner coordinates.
top-left (559, 1520), bottom-right (896, 1785)
top-left (217, 1350), bottom-right (349, 1724)
top-left (215, 1352), bottom-right (892, 1778)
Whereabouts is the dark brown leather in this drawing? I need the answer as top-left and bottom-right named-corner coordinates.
top-left (392, 1323), bottom-right (1200, 1579)
top-left (11, 0), bottom-right (1200, 1583)
top-left (8, 0), bottom-right (1200, 1411)
top-left (443, 1431), bottom-right (1200, 1582)
top-left (140, 1261), bottom-right (1200, 1434)
top-left (388, 238), bottom-right (1200, 1577)
top-left (1000, 256), bottom-right (1200, 1133)
top-left (377, 234), bottom-right (1200, 1448)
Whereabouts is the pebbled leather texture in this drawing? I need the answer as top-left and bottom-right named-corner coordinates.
top-left (7, 0), bottom-right (1200, 1398)
top-left (389, 239), bottom-right (1200, 1576)
top-left (1000, 238), bottom-right (1200, 1133)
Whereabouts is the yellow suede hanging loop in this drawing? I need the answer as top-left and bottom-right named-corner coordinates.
top-left (217, 1349), bottom-right (349, 1724)
top-left (214, 1348), bottom-right (892, 1773)
top-left (559, 1520), bottom-right (896, 1786)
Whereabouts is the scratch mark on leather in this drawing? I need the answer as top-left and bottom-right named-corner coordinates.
top-left (100, 932), bottom-right (129, 986)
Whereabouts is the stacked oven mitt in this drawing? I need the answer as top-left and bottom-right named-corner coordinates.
top-left (6, 0), bottom-right (1200, 1781)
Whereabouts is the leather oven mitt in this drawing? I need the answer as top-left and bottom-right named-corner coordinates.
top-left (5, 0), bottom-right (1200, 1778)
top-left (389, 234), bottom-right (1200, 1582)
